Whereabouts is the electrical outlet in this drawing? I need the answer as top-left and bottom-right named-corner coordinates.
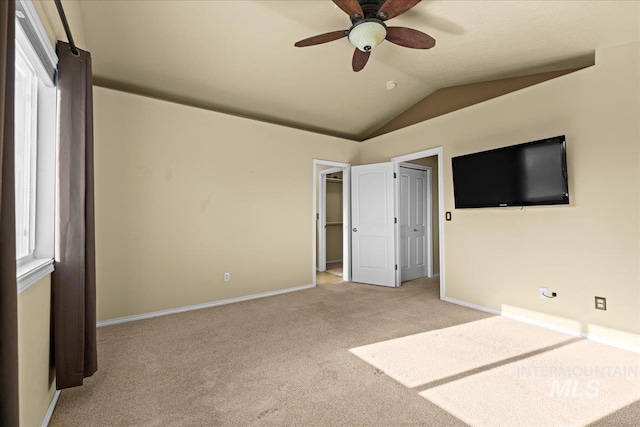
top-left (595, 296), bottom-right (606, 310)
top-left (539, 287), bottom-right (549, 299)
top-left (224, 272), bottom-right (230, 282)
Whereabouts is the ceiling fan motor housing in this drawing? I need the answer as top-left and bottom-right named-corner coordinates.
top-left (351, 0), bottom-right (387, 22)
top-left (348, 19), bottom-right (387, 52)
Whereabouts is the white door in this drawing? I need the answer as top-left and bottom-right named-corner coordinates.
top-left (399, 166), bottom-right (430, 281)
top-left (351, 163), bottom-right (396, 287)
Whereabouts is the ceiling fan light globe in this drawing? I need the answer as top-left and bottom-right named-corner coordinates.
top-left (348, 20), bottom-right (387, 52)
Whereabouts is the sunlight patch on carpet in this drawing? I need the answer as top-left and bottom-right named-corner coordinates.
top-left (349, 316), bottom-right (571, 388)
top-left (419, 339), bottom-right (640, 427)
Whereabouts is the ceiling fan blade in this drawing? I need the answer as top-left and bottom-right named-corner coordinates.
top-left (386, 27), bottom-right (436, 49)
top-left (294, 30), bottom-right (347, 47)
top-left (352, 48), bottom-right (371, 72)
top-left (377, 0), bottom-right (421, 20)
top-left (333, 0), bottom-right (364, 17)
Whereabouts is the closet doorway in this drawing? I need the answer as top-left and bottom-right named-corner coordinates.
top-left (392, 148), bottom-right (444, 298)
top-left (313, 160), bottom-right (350, 286)
top-left (398, 163), bottom-right (433, 282)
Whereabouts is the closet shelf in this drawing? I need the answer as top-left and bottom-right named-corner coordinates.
top-left (326, 222), bottom-right (343, 226)
top-left (327, 178), bottom-right (343, 183)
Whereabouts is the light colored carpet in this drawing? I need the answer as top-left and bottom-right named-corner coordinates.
top-left (351, 318), bottom-right (640, 426)
top-left (49, 278), bottom-right (639, 426)
top-left (420, 339), bottom-right (640, 427)
top-left (350, 316), bottom-right (574, 388)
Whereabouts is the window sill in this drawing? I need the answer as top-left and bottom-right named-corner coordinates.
top-left (17, 258), bottom-right (54, 294)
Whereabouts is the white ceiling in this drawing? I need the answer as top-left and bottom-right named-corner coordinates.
top-left (42, 1), bottom-right (640, 140)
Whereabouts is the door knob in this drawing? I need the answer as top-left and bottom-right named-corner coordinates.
top-left (352, 228), bottom-right (357, 232)
top-left (413, 228), bottom-right (418, 232)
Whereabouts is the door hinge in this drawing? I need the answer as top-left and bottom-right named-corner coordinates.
top-left (393, 172), bottom-right (397, 178)
top-left (395, 264), bottom-right (398, 270)
top-left (316, 213), bottom-right (319, 220)
top-left (394, 217), bottom-right (397, 224)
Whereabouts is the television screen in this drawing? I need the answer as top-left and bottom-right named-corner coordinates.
top-left (452, 136), bottom-right (569, 208)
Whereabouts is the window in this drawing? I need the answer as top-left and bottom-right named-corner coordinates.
top-left (14, 0), bottom-right (57, 292)
top-left (14, 43), bottom-right (38, 263)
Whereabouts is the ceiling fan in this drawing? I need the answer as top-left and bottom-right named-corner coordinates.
top-left (294, 0), bottom-right (436, 72)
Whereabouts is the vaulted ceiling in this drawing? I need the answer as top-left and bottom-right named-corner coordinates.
top-left (37, 1), bottom-right (640, 140)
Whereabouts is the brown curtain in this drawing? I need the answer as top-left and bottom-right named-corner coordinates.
top-left (52, 41), bottom-right (97, 390)
top-left (0, 1), bottom-right (19, 425)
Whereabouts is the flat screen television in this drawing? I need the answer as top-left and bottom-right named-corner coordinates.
top-left (452, 135), bottom-right (569, 208)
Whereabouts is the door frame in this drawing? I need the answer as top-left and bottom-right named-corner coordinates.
top-left (398, 163), bottom-right (433, 281)
top-left (318, 166), bottom-right (344, 272)
top-left (392, 147), bottom-right (446, 299)
top-left (313, 160), bottom-right (351, 285)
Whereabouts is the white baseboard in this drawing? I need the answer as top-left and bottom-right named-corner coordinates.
top-left (41, 390), bottom-right (60, 427)
top-left (582, 331), bottom-right (640, 353)
top-left (443, 297), bottom-right (640, 354)
top-left (97, 284), bottom-right (315, 327)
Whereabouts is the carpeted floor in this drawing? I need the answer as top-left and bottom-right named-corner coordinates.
top-left (49, 278), bottom-right (639, 426)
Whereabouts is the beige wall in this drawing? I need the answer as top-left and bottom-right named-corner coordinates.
top-left (406, 157), bottom-right (440, 275)
top-left (94, 87), bottom-right (359, 321)
top-left (18, 276), bottom-right (56, 427)
top-left (360, 42), bottom-right (640, 347)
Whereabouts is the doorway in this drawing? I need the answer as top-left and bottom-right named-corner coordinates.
top-left (318, 167), bottom-right (343, 273)
top-left (393, 147), bottom-right (445, 299)
top-left (398, 163), bottom-right (433, 282)
top-left (312, 149), bottom-right (445, 299)
top-left (313, 160), bottom-right (351, 286)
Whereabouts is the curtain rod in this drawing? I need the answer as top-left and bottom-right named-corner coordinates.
top-left (53, 0), bottom-right (79, 55)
